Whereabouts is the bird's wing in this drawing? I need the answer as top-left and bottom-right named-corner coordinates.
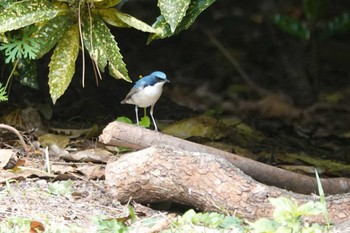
top-left (120, 83), bottom-right (144, 104)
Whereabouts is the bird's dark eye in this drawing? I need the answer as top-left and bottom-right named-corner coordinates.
top-left (155, 76), bottom-right (162, 80)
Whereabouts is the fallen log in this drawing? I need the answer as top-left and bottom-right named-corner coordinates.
top-left (105, 145), bottom-right (350, 224)
top-left (99, 121), bottom-right (350, 194)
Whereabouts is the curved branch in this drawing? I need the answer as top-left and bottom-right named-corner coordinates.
top-left (0, 123), bottom-right (29, 151)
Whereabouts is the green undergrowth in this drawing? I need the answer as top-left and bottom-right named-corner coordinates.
top-left (0, 196), bottom-right (333, 233)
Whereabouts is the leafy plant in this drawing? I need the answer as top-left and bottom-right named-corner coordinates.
top-left (167, 209), bottom-right (245, 232)
top-left (271, 0), bottom-right (350, 100)
top-left (271, 0), bottom-right (349, 40)
top-left (249, 196), bottom-right (326, 233)
top-left (0, 82), bottom-right (8, 102)
top-left (116, 108), bottom-right (151, 128)
top-left (0, 0), bottom-right (216, 103)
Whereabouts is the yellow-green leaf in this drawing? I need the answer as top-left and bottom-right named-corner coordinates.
top-left (98, 8), bottom-right (129, 28)
top-left (32, 14), bottom-right (72, 58)
top-left (99, 8), bottom-right (156, 33)
top-left (93, 0), bottom-right (122, 8)
top-left (48, 24), bottom-right (79, 104)
top-left (0, 0), bottom-right (60, 33)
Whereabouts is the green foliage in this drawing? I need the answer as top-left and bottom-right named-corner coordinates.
top-left (140, 115), bottom-right (151, 128)
top-left (49, 24), bottom-right (80, 104)
top-left (249, 196), bottom-right (326, 233)
top-left (0, 0), bottom-right (215, 103)
top-left (167, 209), bottom-right (245, 232)
top-left (93, 217), bottom-right (128, 233)
top-left (149, 0), bottom-right (216, 42)
top-left (158, 0), bottom-right (191, 33)
top-left (272, 15), bottom-right (310, 40)
top-left (0, 82), bottom-right (8, 102)
top-left (315, 169), bottom-right (330, 227)
top-left (116, 114), bottom-right (151, 128)
top-left (47, 180), bottom-right (73, 196)
top-left (0, 26), bottom-right (43, 63)
top-left (116, 116), bottom-right (133, 124)
top-left (0, 217), bottom-right (32, 233)
top-left (273, 0), bottom-right (350, 40)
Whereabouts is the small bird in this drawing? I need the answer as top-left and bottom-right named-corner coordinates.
top-left (121, 71), bottom-right (170, 131)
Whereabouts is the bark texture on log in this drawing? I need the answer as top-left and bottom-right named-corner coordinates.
top-left (105, 145), bottom-right (350, 223)
top-left (100, 121), bottom-right (350, 194)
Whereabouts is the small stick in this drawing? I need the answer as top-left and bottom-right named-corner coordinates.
top-left (44, 147), bottom-right (51, 174)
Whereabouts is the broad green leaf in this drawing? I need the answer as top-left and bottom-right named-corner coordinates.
top-left (249, 218), bottom-right (279, 232)
top-left (0, 0), bottom-right (60, 33)
top-left (49, 24), bottom-right (79, 104)
top-left (297, 201), bottom-right (323, 216)
top-left (98, 8), bottom-right (129, 28)
top-left (115, 116), bottom-right (132, 124)
top-left (83, 16), bottom-right (108, 72)
top-left (149, 0), bottom-right (216, 41)
top-left (98, 8), bottom-right (156, 33)
top-left (83, 16), bottom-right (130, 81)
top-left (139, 115), bottom-right (151, 128)
top-left (33, 14), bottom-right (72, 58)
top-left (158, 0), bottom-right (191, 33)
top-left (272, 14), bottom-right (311, 40)
top-left (115, 11), bottom-right (156, 33)
top-left (93, 0), bottom-right (121, 8)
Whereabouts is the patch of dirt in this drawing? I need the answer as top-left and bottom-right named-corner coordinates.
top-left (0, 179), bottom-right (124, 228)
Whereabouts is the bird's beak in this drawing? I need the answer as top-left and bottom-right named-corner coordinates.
top-left (165, 79), bottom-right (170, 83)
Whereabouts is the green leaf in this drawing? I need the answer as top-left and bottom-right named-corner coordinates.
top-left (270, 197), bottom-right (298, 222)
top-left (48, 24), bottom-right (79, 104)
top-left (98, 8), bottom-right (129, 28)
top-left (272, 14), bottom-right (311, 40)
top-left (0, 26), bottom-right (42, 63)
top-left (297, 201), bottom-right (323, 216)
top-left (158, 0), bottom-right (191, 33)
top-left (149, 0), bottom-right (216, 41)
top-left (0, 0), bottom-right (60, 33)
top-left (0, 82), bottom-right (8, 102)
top-left (99, 8), bottom-right (156, 33)
top-left (93, 0), bottom-right (122, 8)
top-left (32, 14), bottom-right (72, 58)
top-left (115, 116), bottom-right (133, 124)
top-left (83, 16), bottom-right (130, 81)
top-left (321, 12), bottom-right (350, 40)
top-left (139, 115), bottom-right (151, 128)
top-left (48, 180), bottom-right (73, 196)
top-left (249, 218), bottom-right (279, 233)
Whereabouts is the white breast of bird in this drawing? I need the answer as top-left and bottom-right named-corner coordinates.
top-left (129, 82), bottom-right (166, 108)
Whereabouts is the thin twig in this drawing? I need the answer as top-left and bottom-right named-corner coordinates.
top-left (78, 0), bottom-right (86, 87)
top-left (0, 123), bottom-right (29, 151)
top-left (44, 147), bottom-right (51, 174)
top-left (201, 27), bottom-right (270, 96)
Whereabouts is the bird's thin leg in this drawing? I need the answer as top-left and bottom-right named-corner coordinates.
top-left (135, 105), bottom-right (139, 125)
top-left (150, 104), bottom-right (158, 131)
